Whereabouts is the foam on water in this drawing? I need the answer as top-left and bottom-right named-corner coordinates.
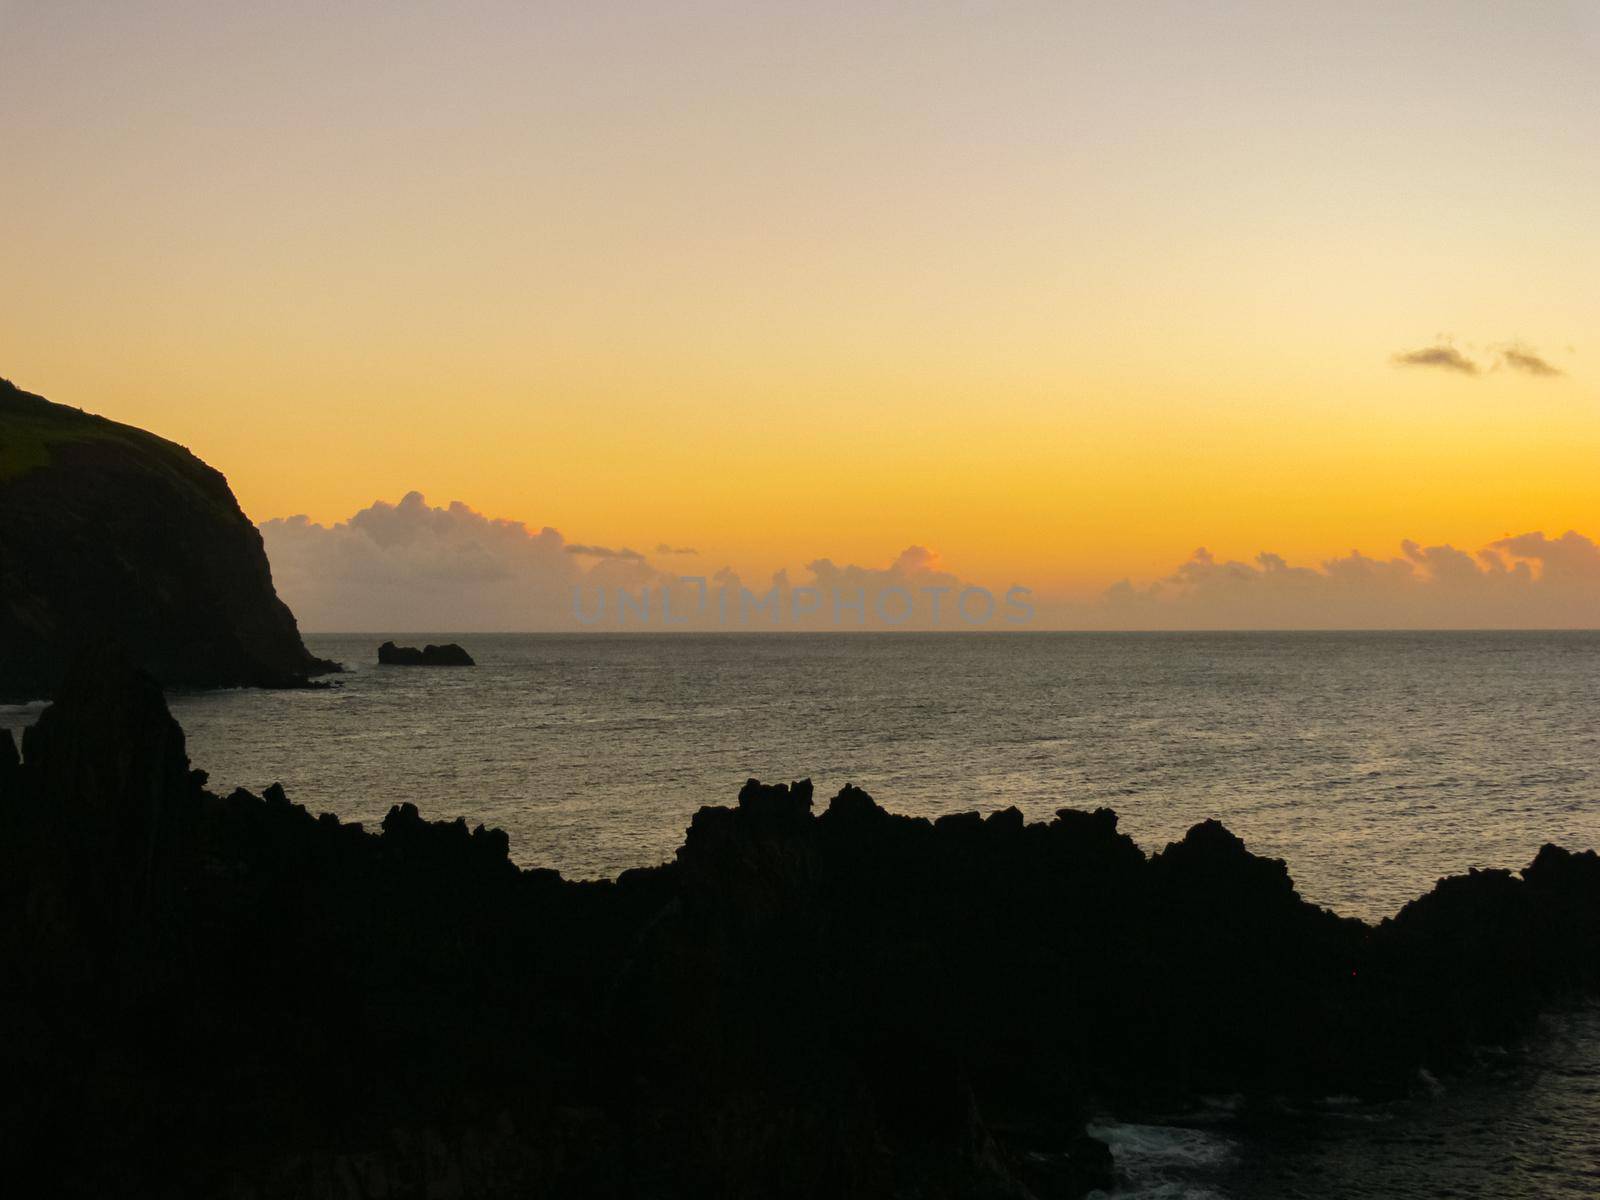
top-left (1086, 1120), bottom-right (1236, 1198)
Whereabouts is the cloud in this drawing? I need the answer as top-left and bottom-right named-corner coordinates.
top-left (660, 545), bottom-right (1021, 630)
top-left (1489, 530), bottom-right (1600, 582)
top-left (1391, 344), bottom-right (1479, 375)
top-left (565, 544), bottom-right (646, 560)
top-left (260, 494), bottom-right (1600, 632)
top-left (1090, 531), bottom-right (1600, 629)
top-left (1500, 346), bottom-right (1563, 378)
top-left (655, 544), bottom-right (699, 556)
top-left (803, 544), bottom-right (961, 594)
top-left (259, 495), bottom-right (1004, 632)
top-left (1390, 340), bottom-right (1572, 379)
top-left (260, 492), bottom-right (666, 631)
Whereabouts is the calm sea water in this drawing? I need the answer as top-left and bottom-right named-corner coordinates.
top-left (4, 630), bottom-right (1598, 1196)
top-left (67, 630), bottom-right (1600, 919)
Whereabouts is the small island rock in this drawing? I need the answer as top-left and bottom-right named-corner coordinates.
top-left (378, 640), bottom-right (476, 667)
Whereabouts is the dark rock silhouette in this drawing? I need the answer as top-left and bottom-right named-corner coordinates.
top-left (0, 377), bottom-right (339, 701)
top-left (1, 666), bottom-right (1596, 1197)
top-left (378, 640), bottom-right (477, 667)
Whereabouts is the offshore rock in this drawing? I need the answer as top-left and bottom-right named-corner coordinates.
top-left (378, 641), bottom-right (477, 667)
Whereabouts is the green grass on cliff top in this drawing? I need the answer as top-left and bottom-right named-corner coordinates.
top-left (0, 378), bottom-right (243, 522)
top-left (0, 414), bottom-right (55, 481)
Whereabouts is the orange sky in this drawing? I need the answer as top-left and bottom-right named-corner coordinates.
top-left (1, 2), bottom-right (1594, 597)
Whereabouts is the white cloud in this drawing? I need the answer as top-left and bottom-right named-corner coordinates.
top-left (261, 494), bottom-right (1600, 631)
top-left (260, 495), bottom-right (1015, 631)
top-left (260, 491), bottom-right (665, 631)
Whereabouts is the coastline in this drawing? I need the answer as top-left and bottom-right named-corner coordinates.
top-left (2, 660), bottom-right (1595, 1197)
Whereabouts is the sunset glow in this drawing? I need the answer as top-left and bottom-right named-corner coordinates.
top-left (2, 2), bottom-right (1594, 607)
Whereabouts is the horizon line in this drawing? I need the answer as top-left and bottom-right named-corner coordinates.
top-left (300, 627), bottom-right (1600, 636)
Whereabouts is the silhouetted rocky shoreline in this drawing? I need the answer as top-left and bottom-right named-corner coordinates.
top-left (1, 662), bottom-right (1596, 1199)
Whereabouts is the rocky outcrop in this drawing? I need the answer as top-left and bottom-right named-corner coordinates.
top-left (378, 641), bottom-right (476, 667)
top-left (0, 669), bottom-right (1596, 1197)
top-left (0, 377), bottom-right (339, 700)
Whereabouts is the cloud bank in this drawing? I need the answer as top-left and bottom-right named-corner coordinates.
top-left (1089, 531), bottom-right (1600, 629)
top-left (261, 494), bottom-right (1022, 632)
top-left (260, 493), bottom-right (1600, 632)
top-left (261, 492), bottom-right (665, 631)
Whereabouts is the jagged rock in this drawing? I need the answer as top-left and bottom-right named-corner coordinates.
top-left (0, 673), bottom-right (1596, 1199)
top-left (0, 378), bottom-right (340, 700)
top-left (820, 781), bottom-right (886, 829)
top-left (378, 641), bottom-right (476, 667)
top-left (736, 775), bottom-right (813, 826)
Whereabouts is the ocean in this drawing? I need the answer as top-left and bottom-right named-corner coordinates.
top-left (4, 629), bottom-right (1598, 1196)
top-left (55, 629), bottom-right (1600, 920)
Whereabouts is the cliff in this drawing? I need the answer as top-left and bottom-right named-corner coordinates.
top-left (0, 378), bottom-right (337, 699)
top-left (1, 667), bottom-right (1596, 1197)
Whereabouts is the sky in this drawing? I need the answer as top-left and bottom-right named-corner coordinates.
top-left (2, 2), bottom-right (1596, 627)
